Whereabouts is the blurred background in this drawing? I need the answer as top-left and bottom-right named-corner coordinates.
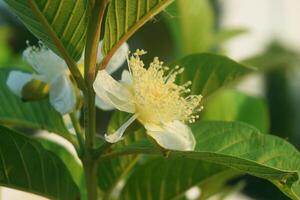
top-left (1, 0), bottom-right (300, 199)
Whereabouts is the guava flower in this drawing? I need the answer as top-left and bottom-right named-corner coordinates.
top-left (93, 50), bottom-right (203, 151)
top-left (6, 41), bottom-right (129, 115)
top-left (6, 44), bottom-right (76, 114)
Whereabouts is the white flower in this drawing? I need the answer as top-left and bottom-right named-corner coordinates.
top-left (6, 44), bottom-right (76, 114)
top-left (6, 41), bottom-right (129, 115)
top-left (78, 40), bottom-right (129, 110)
top-left (93, 50), bottom-right (203, 151)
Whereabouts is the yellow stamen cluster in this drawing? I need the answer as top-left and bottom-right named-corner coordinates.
top-left (129, 49), bottom-right (203, 125)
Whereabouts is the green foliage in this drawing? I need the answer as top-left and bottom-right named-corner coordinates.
top-left (102, 0), bottom-right (174, 55)
top-left (243, 43), bottom-right (300, 70)
top-left (0, 126), bottom-right (80, 200)
top-left (110, 121), bottom-right (300, 200)
top-left (120, 157), bottom-right (240, 200)
top-left (179, 121), bottom-right (300, 200)
top-left (97, 111), bottom-right (145, 199)
top-left (4, 0), bottom-right (88, 61)
top-left (0, 68), bottom-right (69, 137)
top-left (165, 0), bottom-right (214, 55)
top-left (37, 138), bottom-right (83, 189)
top-left (164, 0), bottom-right (247, 55)
top-left (2, 1), bottom-right (300, 200)
top-left (173, 53), bottom-right (253, 96)
top-left (201, 90), bottom-right (269, 133)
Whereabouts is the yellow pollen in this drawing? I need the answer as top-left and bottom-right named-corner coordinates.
top-left (128, 49), bottom-right (203, 125)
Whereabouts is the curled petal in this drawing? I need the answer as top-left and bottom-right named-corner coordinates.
top-left (95, 96), bottom-right (114, 111)
top-left (6, 71), bottom-right (33, 97)
top-left (49, 75), bottom-right (76, 114)
top-left (97, 41), bottom-right (129, 74)
top-left (105, 114), bottom-right (138, 143)
top-left (145, 120), bottom-right (196, 151)
top-left (93, 70), bottom-right (135, 113)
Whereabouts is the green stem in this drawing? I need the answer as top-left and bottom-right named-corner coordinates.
top-left (82, 1), bottom-right (109, 200)
top-left (28, 0), bottom-right (86, 92)
top-left (99, 146), bottom-right (158, 161)
top-left (69, 112), bottom-right (84, 155)
top-left (83, 157), bottom-right (98, 200)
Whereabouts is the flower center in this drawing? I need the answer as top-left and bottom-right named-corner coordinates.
top-left (128, 50), bottom-right (203, 125)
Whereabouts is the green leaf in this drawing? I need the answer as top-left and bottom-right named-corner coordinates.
top-left (0, 68), bottom-right (69, 137)
top-left (120, 157), bottom-right (241, 200)
top-left (243, 43), bottom-right (300, 70)
top-left (173, 53), bottom-right (253, 96)
top-left (4, 0), bottom-right (87, 61)
top-left (98, 111), bottom-right (146, 198)
top-left (109, 121), bottom-right (300, 199)
top-left (0, 126), bottom-right (80, 200)
top-left (201, 90), bottom-right (269, 133)
top-left (37, 138), bottom-right (83, 189)
top-left (178, 122), bottom-right (300, 200)
top-left (164, 0), bottom-right (215, 55)
top-left (102, 0), bottom-right (174, 56)
top-left (164, 1), bottom-right (247, 56)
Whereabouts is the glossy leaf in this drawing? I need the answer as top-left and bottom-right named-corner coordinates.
top-left (4, 0), bottom-right (87, 61)
top-left (37, 138), bottom-right (83, 189)
top-left (173, 53), bottom-right (253, 96)
top-left (0, 126), bottom-right (80, 200)
top-left (102, 0), bottom-right (174, 56)
top-left (0, 68), bottom-right (69, 137)
top-left (107, 121), bottom-right (300, 200)
top-left (120, 157), bottom-right (241, 200)
top-left (201, 90), bottom-right (269, 133)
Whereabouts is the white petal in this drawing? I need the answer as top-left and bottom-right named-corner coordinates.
top-left (120, 70), bottom-right (133, 85)
top-left (6, 71), bottom-right (33, 97)
top-left (105, 114), bottom-right (138, 143)
top-left (97, 41), bottom-right (129, 74)
top-left (49, 75), bottom-right (76, 114)
top-left (23, 44), bottom-right (67, 82)
top-left (93, 70), bottom-right (135, 113)
top-left (95, 96), bottom-right (115, 111)
top-left (145, 120), bottom-right (196, 151)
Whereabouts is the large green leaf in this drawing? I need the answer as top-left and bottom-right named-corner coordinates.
top-left (0, 68), bottom-right (69, 137)
top-left (104, 121), bottom-right (300, 200)
top-left (102, 0), bottom-right (174, 56)
top-left (0, 126), bottom-right (80, 200)
top-left (37, 138), bottom-right (83, 189)
top-left (173, 53), bottom-right (253, 96)
top-left (120, 157), bottom-right (240, 200)
top-left (4, 0), bottom-right (87, 61)
top-left (201, 90), bottom-right (269, 133)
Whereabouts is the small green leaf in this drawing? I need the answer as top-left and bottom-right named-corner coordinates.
top-left (0, 125), bottom-right (80, 200)
top-left (0, 68), bottom-right (69, 137)
top-left (201, 90), bottom-right (269, 133)
top-left (4, 0), bottom-right (88, 61)
top-left (120, 157), bottom-right (241, 200)
top-left (103, 0), bottom-right (174, 56)
top-left (173, 53), bottom-right (253, 96)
